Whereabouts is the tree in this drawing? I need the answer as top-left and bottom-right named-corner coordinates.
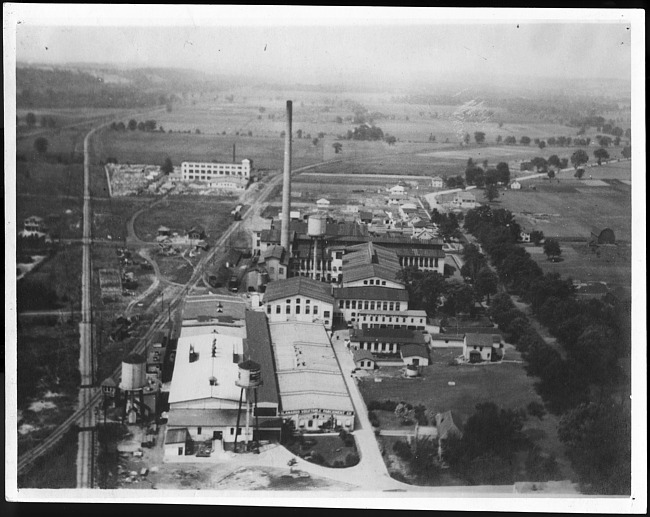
top-left (128, 119), bottom-right (137, 131)
top-left (570, 149), bottom-right (589, 169)
top-left (484, 184), bottom-right (499, 203)
top-left (34, 136), bottom-right (49, 154)
top-left (547, 169), bottom-right (555, 179)
top-left (547, 154), bottom-right (561, 168)
top-left (463, 133), bottom-right (470, 145)
top-left (543, 238), bottom-right (561, 261)
top-left (530, 156), bottom-right (548, 172)
top-left (444, 281), bottom-right (476, 316)
top-left (332, 142), bottom-right (343, 154)
top-left (385, 135), bottom-right (397, 145)
top-left (335, 116), bottom-right (343, 124)
top-left (530, 230), bottom-right (544, 246)
top-left (474, 131), bottom-right (486, 144)
top-left (558, 402), bottom-right (630, 494)
top-left (538, 140), bottom-right (547, 150)
top-left (26, 112), bottom-right (37, 127)
top-left (574, 168), bottom-right (585, 179)
top-left (475, 267), bottom-right (498, 304)
top-left (496, 135), bottom-right (502, 144)
top-left (161, 157), bottom-right (174, 175)
top-left (621, 146), bottom-right (631, 159)
top-left (504, 136), bottom-right (517, 145)
top-left (520, 136), bottom-right (531, 145)
top-left (495, 162), bottom-right (510, 184)
top-left (594, 148), bottom-right (609, 166)
top-left (296, 129), bottom-right (303, 139)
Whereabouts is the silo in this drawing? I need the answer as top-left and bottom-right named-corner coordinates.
top-left (120, 353), bottom-right (147, 391)
top-left (236, 359), bottom-right (263, 388)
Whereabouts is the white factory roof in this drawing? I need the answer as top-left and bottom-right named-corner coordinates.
top-left (179, 324), bottom-right (246, 339)
top-left (168, 331), bottom-right (245, 405)
top-left (269, 321), bottom-right (354, 414)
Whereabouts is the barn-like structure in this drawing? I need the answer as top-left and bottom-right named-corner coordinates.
top-left (590, 227), bottom-right (616, 245)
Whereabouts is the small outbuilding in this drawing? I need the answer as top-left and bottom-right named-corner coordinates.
top-left (352, 349), bottom-right (376, 370)
top-left (164, 427), bottom-right (191, 457)
top-left (463, 333), bottom-right (496, 362)
top-left (510, 180), bottom-right (522, 190)
top-left (316, 198), bottom-right (331, 207)
top-left (400, 343), bottom-right (430, 367)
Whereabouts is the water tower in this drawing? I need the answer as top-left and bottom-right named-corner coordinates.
top-left (119, 352), bottom-right (147, 424)
top-left (234, 359), bottom-right (263, 453)
top-left (307, 213), bottom-right (327, 280)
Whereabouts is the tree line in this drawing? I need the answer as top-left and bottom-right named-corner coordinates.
top-left (463, 204), bottom-right (631, 494)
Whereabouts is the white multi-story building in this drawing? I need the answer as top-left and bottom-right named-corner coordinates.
top-left (181, 159), bottom-right (251, 190)
top-left (263, 276), bottom-right (335, 330)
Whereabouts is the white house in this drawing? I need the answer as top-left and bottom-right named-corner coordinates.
top-left (431, 176), bottom-right (444, 189)
top-left (353, 349), bottom-right (376, 370)
top-left (164, 428), bottom-right (191, 457)
top-left (316, 198), bottom-right (331, 208)
top-left (264, 276), bottom-right (335, 330)
top-left (510, 180), bottom-right (522, 190)
top-left (389, 184), bottom-right (406, 195)
top-left (335, 286), bottom-right (409, 325)
top-left (518, 227), bottom-right (532, 243)
top-left (463, 333), bottom-right (502, 362)
top-left (453, 191), bottom-right (477, 209)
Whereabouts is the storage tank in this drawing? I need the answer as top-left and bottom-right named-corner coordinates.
top-left (236, 360), bottom-right (263, 388)
top-left (307, 213), bottom-right (327, 237)
top-left (120, 352), bottom-right (147, 390)
top-left (405, 364), bottom-right (419, 378)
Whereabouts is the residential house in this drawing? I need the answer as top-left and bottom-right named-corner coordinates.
top-left (436, 410), bottom-right (464, 460)
top-left (400, 343), bottom-right (430, 366)
top-left (452, 191), bottom-right (477, 209)
top-left (157, 226), bottom-right (171, 238)
top-left (518, 227), bottom-right (531, 243)
top-left (264, 276), bottom-right (335, 330)
top-left (463, 333), bottom-right (502, 362)
top-left (186, 225), bottom-right (206, 242)
top-left (431, 176), bottom-right (444, 189)
top-left (23, 216), bottom-right (45, 234)
top-left (352, 349), bottom-right (376, 370)
top-left (316, 198), bottom-right (331, 208)
top-left (164, 428), bottom-right (191, 457)
top-left (260, 245), bottom-right (289, 282)
top-left (389, 184), bottom-right (406, 195)
top-left (510, 180), bottom-right (522, 190)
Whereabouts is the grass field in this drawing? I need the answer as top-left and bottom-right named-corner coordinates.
top-left (92, 197), bottom-right (150, 241)
top-left (133, 196), bottom-right (236, 243)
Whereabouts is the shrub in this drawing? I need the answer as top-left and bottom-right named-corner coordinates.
top-left (393, 440), bottom-right (413, 460)
top-left (308, 452), bottom-right (325, 465)
top-left (332, 460), bottom-right (345, 468)
top-left (368, 411), bottom-right (380, 427)
top-left (345, 453), bottom-right (360, 467)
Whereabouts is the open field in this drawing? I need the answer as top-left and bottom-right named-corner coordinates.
top-left (499, 180), bottom-right (631, 242)
top-left (133, 196), bottom-right (237, 243)
top-left (97, 129), bottom-right (325, 173)
top-left (92, 198), bottom-right (150, 242)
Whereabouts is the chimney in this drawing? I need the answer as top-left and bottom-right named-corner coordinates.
top-left (232, 143), bottom-right (236, 163)
top-left (280, 100), bottom-right (292, 250)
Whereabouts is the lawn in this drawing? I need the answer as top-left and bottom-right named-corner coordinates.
top-left (156, 255), bottom-right (195, 285)
top-left (285, 434), bottom-right (359, 468)
top-left (133, 196), bottom-right (236, 243)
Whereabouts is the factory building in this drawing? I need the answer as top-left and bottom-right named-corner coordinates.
top-left (341, 242), bottom-right (405, 289)
top-left (348, 327), bottom-right (427, 357)
top-left (356, 309), bottom-right (428, 331)
top-left (269, 321), bottom-right (355, 431)
top-left (334, 286), bottom-right (409, 324)
top-left (263, 276), bottom-right (335, 330)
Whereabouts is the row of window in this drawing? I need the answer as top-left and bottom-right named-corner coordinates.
top-left (267, 303), bottom-right (331, 318)
top-left (355, 342), bottom-right (399, 353)
top-left (360, 315), bottom-right (423, 324)
top-left (338, 300), bottom-right (403, 311)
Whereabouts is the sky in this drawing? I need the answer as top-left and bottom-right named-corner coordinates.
top-left (9, 6), bottom-right (634, 86)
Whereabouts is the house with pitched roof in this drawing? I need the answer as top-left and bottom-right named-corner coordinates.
top-left (341, 242), bottom-right (405, 289)
top-left (400, 343), bottom-right (430, 366)
top-left (260, 244), bottom-right (289, 282)
top-left (463, 333), bottom-right (502, 362)
top-left (352, 349), bottom-right (376, 370)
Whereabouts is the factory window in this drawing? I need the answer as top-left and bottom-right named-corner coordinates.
top-left (286, 299), bottom-right (291, 303)
top-left (230, 428), bottom-right (234, 435)
top-left (382, 281), bottom-right (386, 286)
top-left (197, 427), bottom-right (202, 435)
top-left (279, 267), bottom-right (284, 275)
top-left (313, 305), bottom-right (319, 315)
top-left (306, 299), bottom-right (310, 304)
top-left (178, 447), bottom-right (184, 456)
top-left (363, 280), bottom-right (368, 285)
top-left (324, 311), bottom-right (330, 318)
top-left (345, 300), bottom-right (350, 309)
top-left (267, 305), bottom-right (271, 314)
top-left (339, 300), bottom-right (344, 309)
top-left (276, 305), bottom-right (281, 314)
top-left (351, 300), bottom-right (357, 309)
top-left (286, 306), bottom-right (291, 314)
top-left (389, 302), bottom-right (394, 311)
top-left (383, 302), bottom-right (388, 310)
top-left (295, 306), bottom-right (301, 314)
top-left (370, 302), bottom-right (375, 310)
top-left (364, 301), bottom-right (369, 310)
top-left (305, 306), bottom-right (310, 314)
top-left (295, 298), bottom-right (301, 304)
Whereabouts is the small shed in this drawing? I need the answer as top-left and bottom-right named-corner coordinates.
top-left (431, 176), bottom-right (444, 189)
top-left (316, 198), bottom-right (331, 207)
top-left (400, 344), bottom-right (430, 367)
top-left (353, 349), bottom-right (376, 370)
top-left (164, 428), bottom-right (191, 457)
top-left (157, 226), bottom-right (171, 237)
top-left (186, 225), bottom-right (206, 241)
top-left (590, 227), bottom-right (616, 245)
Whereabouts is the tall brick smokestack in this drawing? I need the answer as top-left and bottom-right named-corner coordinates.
top-left (280, 100), bottom-right (292, 250)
